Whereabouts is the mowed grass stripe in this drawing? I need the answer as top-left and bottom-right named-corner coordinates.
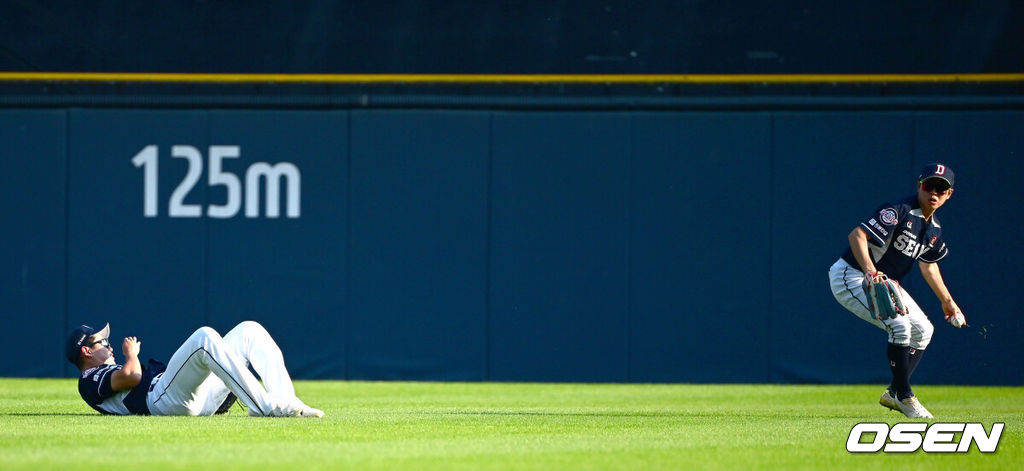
top-left (1, 379), bottom-right (1020, 470)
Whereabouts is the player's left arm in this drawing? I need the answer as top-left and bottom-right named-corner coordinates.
top-left (110, 337), bottom-right (143, 391)
top-left (919, 260), bottom-right (963, 322)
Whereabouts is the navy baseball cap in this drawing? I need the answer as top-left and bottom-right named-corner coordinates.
top-left (65, 323), bottom-right (110, 364)
top-left (919, 163), bottom-right (954, 187)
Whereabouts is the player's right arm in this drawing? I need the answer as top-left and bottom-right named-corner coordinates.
top-left (110, 337), bottom-right (142, 391)
top-left (919, 261), bottom-right (964, 323)
top-left (848, 227), bottom-right (884, 282)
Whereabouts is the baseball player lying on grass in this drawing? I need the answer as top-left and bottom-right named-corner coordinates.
top-left (829, 163), bottom-right (965, 419)
top-left (66, 320), bottom-right (324, 417)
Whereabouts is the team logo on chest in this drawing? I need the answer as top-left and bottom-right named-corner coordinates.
top-left (893, 233), bottom-right (929, 259)
top-left (879, 208), bottom-right (898, 225)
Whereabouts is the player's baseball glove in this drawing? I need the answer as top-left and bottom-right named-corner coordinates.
top-left (861, 274), bottom-right (908, 321)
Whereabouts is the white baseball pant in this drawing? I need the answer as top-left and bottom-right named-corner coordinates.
top-left (829, 258), bottom-right (934, 349)
top-left (146, 321), bottom-right (304, 416)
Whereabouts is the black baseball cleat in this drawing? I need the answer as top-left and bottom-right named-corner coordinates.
top-left (214, 393), bottom-right (237, 415)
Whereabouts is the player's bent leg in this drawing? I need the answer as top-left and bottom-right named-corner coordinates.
top-left (149, 326), bottom-right (300, 417)
top-left (832, 261), bottom-right (908, 411)
top-left (882, 316), bottom-right (912, 347)
top-left (830, 258), bottom-right (931, 416)
top-left (901, 293), bottom-right (934, 349)
top-left (195, 328), bottom-right (298, 417)
top-left (223, 321), bottom-right (297, 401)
top-left (148, 327), bottom-right (223, 416)
top-left (194, 374), bottom-right (234, 416)
top-left (223, 321), bottom-right (324, 418)
top-left (895, 291), bottom-right (934, 415)
top-left (829, 259), bottom-right (886, 330)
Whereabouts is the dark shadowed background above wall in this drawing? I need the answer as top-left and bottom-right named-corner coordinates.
top-left (1, 1), bottom-right (1022, 74)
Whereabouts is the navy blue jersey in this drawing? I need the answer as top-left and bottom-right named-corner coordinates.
top-left (841, 195), bottom-right (948, 281)
top-left (78, 360), bottom-right (166, 415)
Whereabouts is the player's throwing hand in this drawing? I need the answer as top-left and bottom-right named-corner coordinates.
top-left (942, 300), bottom-right (967, 328)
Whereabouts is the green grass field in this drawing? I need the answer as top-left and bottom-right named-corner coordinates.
top-left (1, 379), bottom-right (1020, 470)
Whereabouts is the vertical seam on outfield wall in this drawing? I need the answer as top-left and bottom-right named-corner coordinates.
top-left (203, 111), bottom-right (211, 327)
top-left (484, 112), bottom-right (494, 381)
top-left (625, 115), bottom-right (635, 382)
top-left (767, 112), bottom-right (776, 382)
top-left (62, 109), bottom-right (71, 378)
top-left (344, 110), bottom-right (353, 380)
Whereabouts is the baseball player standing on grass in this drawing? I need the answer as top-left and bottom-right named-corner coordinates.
top-left (67, 320), bottom-right (324, 417)
top-left (829, 163), bottom-right (965, 419)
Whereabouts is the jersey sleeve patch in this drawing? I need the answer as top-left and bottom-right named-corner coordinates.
top-left (878, 208), bottom-right (898, 225)
top-left (859, 205), bottom-right (902, 246)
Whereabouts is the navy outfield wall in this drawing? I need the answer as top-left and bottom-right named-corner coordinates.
top-left (2, 108), bottom-right (1022, 385)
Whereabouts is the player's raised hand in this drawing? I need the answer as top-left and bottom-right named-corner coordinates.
top-left (122, 336), bottom-right (141, 357)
